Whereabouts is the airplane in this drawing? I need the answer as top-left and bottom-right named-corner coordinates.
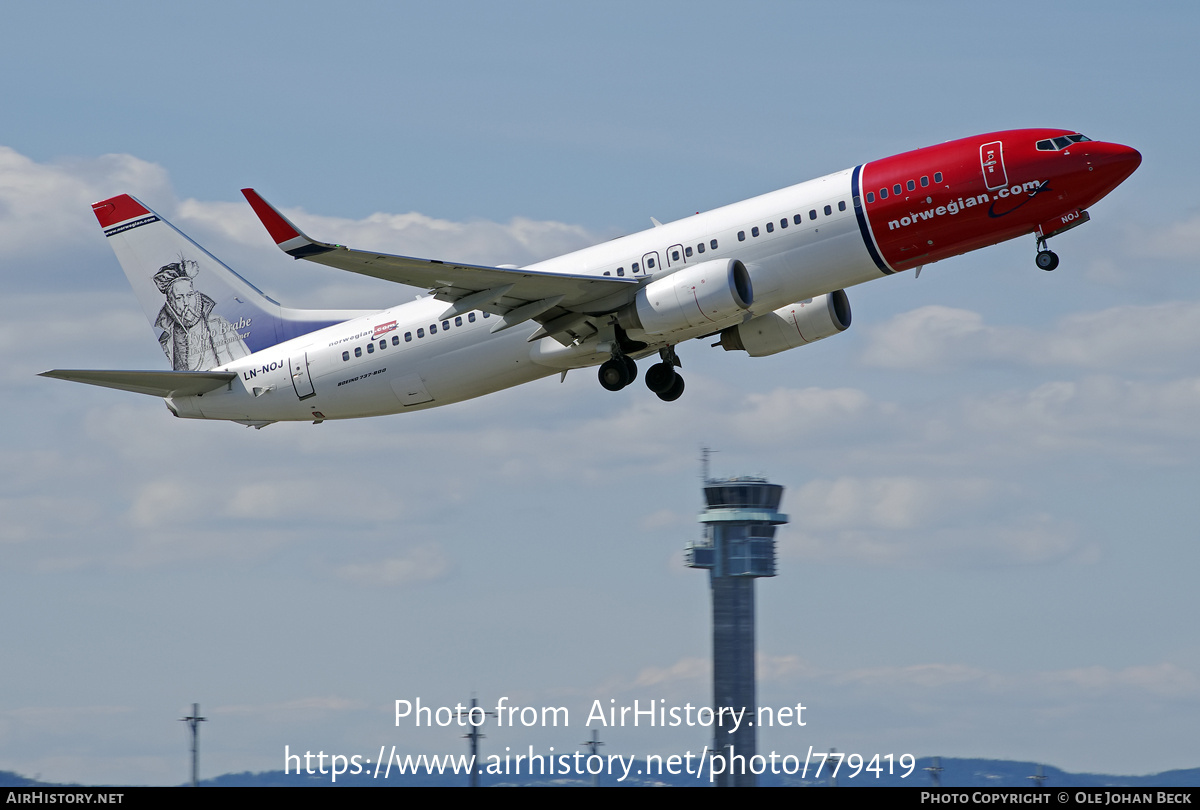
top-left (42, 129), bottom-right (1140, 428)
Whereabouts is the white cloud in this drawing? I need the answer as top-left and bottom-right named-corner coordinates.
top-left (0, 147), bottom-right (173, 264)
top-left (633, 657), bottom-right (708, 687)
top-left (788, 476), bottom-right (998, 532)
top-left (774, 475), bottom-right (1090, 568)
top-left (964, 375), bottom-right (1200, 456)
top-left (335, 545), bottom-right (451, 586)
top-left (1140, 212), bottom-right (1200, 261)
top-left (861, 302), bottom-right (1200, 373)
top-left (175, 197), bottom-right (600, 270)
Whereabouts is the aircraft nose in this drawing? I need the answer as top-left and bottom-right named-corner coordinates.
top-left (1090, 142), bottom-right (1142, 187)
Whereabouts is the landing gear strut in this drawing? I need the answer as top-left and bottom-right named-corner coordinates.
top-left (1035, 236), bottom-right (1059, 271)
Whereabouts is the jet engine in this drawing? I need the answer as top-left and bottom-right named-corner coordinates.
top-left (617, 259), bottom-right (753, 335)
top-left (718, 290), bottom-right (851, 356)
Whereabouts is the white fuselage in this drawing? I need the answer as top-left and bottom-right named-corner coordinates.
top-left (171, 168), bottom-right (874, 422)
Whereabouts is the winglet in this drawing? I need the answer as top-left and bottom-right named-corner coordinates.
top-left (241, 189), bottom-right (336, 258)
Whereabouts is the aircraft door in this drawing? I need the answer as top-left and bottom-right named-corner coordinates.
top-left (290, 353), bottom-right (315, 400)
top-left (640, 252), bottom-right (661, 276)
top-left (980, 141), bottom-right (1008, 191)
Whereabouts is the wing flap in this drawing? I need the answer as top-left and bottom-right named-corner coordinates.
top-left (40, 369), bottom-right (237, 398)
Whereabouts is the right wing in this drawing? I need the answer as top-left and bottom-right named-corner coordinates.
top-left (39, 369), bottom-right (237, 398)
top-left (242, 189), bottom-right (639, 343)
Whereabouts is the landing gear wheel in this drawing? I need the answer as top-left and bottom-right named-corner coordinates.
top-left (623, 355), bottom-right (638, 385)
top-left (656, 373), bottom-right (685, 402)
top-left (644, 361), bottom-right (677, 395)
top-left (598, 358), bottom-right (631, 391)
top-left (1036, 250), bottom-right (1059, 271)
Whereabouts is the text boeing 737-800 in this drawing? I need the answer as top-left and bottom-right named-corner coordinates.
top-left (42, 129), bottom-right (1140, 428)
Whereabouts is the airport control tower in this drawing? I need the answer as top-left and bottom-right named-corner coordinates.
top-left (685, 467), bottom-right (788, 787)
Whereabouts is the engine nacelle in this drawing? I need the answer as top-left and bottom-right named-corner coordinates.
top-left (618, 259), bottom-right (753, 335)
top-left (718, 290), bottom-right (851, 356)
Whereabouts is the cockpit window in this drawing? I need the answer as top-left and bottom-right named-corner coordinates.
top-left (1036, 133), bottom-right (1091, 151)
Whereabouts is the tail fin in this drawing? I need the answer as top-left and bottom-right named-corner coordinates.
top-left (92, 195), bottom-right (369, 371)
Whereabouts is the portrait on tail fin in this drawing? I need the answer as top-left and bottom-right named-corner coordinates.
top-left (152, 256), bottom-right (251, 371)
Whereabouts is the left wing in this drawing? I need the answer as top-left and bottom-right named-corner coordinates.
top-left (242, 190), bottom-right (638, 342)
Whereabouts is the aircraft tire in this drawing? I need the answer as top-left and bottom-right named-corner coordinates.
top-left (644, 361), bottom-right (676, 394)
top-left (623, 355), bottom-right (638, 384)
top-left (1036, 250), bottom-right (1059, 271)
top-left (599, 358), bottom-right (630, 391)
top-left (656, 373), bottom-right (685, 402)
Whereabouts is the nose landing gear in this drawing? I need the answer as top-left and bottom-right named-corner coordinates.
top-left (1035, 234), bottom-right (1060, 271)
top-left (1035, 249), bottom-right (1059, 271)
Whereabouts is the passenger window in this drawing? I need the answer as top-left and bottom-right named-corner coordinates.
top-left (765, 222), bottom-right (774, 233)
top-left (809, 209), bottom-right (817, 219)
top-left (697, 243), bottom-right (705, 253)
top-left (355, 346), bottom-right (362, 357)
top-left (468, 313), bottom-right (476, 323)
top-left (879, 188), bottom-right (888, 199)
top-left (483, 312), bottom-right (490, 318)
top-left (405, 332), bottom-right (412, 342)
top-left (824, 205), bottom-right (832, 216)
top-left (793, 214), bottom-right (803, 224)
top-left (921, 176), bottom-right (929, 187)
top-left (603, 270), bottom-right (610, 276)
top-left (632, 262), bottom-right (639, 272)
top-left (934, 172), bottom-right (943, 183)
top-left (455, 316), bottom-right (462, 327)
top-left (738, 231), bottom-right (745, 241)
top-left (379, 340), bottom-right (386, 350)
top-left (907, 180), bottom-right (915, 191)
top-left (647, 258), bottom-right (656, 268)
top-left (671, 249), bottom-right (680, 261)
top-left (710, 239), bottom-right (718, 249)
top-left (392, 335), bottom-right (399, 345)
top-left (866, 192), bottom-right (875, 203)
top-left (417, 328), bottom-right (425, 338)
top-left (342, 351), bottom-right (349, 361)
top-left (684, 246), bottom-right (692, 257)
top-left (617, 267), bottom-right (624, 276)
top-left (430, 324), bottom-right (437, 334)
top-left (780, 218), bottom-right (787, 229)
top-left (442, 320), bottom-right (449, 331)
top-left (838, 200), bottom-right (846, 211)
top-left (367, 343), bottom-right (374, 354)
top-left (751, 226), bottom-right (759, 237)
top-left (893, 184), bottom-right (902, 195)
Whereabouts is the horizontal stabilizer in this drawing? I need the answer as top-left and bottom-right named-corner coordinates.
top-left (39, 369), bottom-right (237, 398)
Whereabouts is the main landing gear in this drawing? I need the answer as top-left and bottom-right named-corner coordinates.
top-left (598, 354), bottom-right (638, 391)
top-left (1035, 236), bottom-right (1059, 271)
top-left (597, 345), bottom-right (685, 401)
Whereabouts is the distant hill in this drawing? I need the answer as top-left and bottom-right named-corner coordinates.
top-left (3, 758), bottom-right (1198, 787)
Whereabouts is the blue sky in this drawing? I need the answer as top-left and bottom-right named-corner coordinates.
top-left (1, 1), bottom-right (1198, 785)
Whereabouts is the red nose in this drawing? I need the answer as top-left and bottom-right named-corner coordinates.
top-left (1092, 142), bottom-right (1142, 188)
